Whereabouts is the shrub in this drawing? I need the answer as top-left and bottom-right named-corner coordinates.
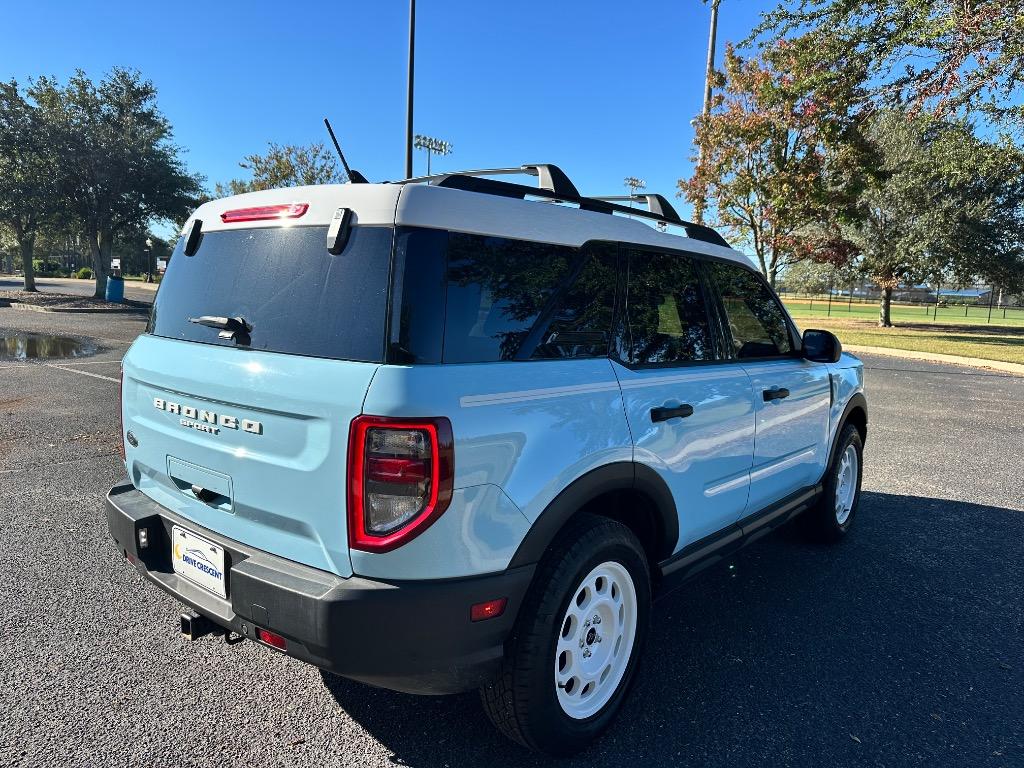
top-left (76, 267), bottom-right (93, 279)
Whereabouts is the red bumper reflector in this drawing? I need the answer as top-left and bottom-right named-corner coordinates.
top-left (257, 628), bottom-right (288, 650)
top-left (470, 597), bottom-right (508, 622)
top-left (220, 203), bottom-right (309, 223)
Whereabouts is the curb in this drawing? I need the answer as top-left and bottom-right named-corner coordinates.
top-left (5, 301), bottom-right (149, 315)
top-left (844, 344), bottom-right (1024, 376)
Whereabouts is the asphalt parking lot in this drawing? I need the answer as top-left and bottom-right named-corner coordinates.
top-left (2, 305), bottom-right (1021, 768)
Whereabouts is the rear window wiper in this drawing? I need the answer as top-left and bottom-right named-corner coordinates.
top-left (188, 315), bottom-right (252, 343)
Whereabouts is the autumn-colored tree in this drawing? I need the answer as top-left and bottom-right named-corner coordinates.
top-left (680, 40), bottom-right (871, 287)
top-left (216, 142), bottom-right (346, 196)
top-left (758, 0), bottom-right (1024, 124)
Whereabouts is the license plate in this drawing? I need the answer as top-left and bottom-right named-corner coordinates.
top-left (171, 526), bottom-right (227, 598)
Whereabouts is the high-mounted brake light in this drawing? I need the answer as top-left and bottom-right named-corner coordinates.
top-left (347, 416), bottom-right (454, 553)
top-left (220, 203), bottom-right (309, 223)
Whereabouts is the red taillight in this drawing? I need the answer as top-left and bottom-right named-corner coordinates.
top-left (366, 457), bottom-right (430, 483)
top-left (347, 416), bottom-right (454, 553)
top-left (256, 628), bottom-right (287, 650)
top-left (220, 203), bottom-right (309, 223)
top-left (118, 367), bottom-right (125, 461)
top-left (470, 598), bottom-right (508, 622)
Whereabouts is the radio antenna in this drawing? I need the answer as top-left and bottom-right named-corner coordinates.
top-left (323, 118), bottom-right (368, 183)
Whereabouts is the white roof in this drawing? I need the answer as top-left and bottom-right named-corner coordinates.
top-left (184, 182), bottom-right (752, 266)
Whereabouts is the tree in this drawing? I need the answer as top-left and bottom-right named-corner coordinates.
top-left (0, 80), bottom-right (61, 292)
top-left (779, 259), bottom-right (839, 295)
top-left (216, 142), bottom-right (346, 196)
top-left (758, 0), bottom-right (1024, 125)
top-left (843, 111), bottom-right (1024, 326)
top-left (29, 69), bottom-right (202, 298)
top-left (680, 40), bottom-right (871, 287)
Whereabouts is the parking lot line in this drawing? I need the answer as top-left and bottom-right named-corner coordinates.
top-left (42, 363), bottom-right (119, 383)
top-left (49, 359), bottom-right (123, 367)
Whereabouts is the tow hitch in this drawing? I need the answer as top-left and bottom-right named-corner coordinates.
top-left (180, 612), bottom-right (246, 644)
top-left (180, 611), bottom-right (217, 640)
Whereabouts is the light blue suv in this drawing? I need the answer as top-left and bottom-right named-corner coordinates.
top-left (106, 165), bottom-right (866, 756)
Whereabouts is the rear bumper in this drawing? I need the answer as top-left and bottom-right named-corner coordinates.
top-left (105, 480), bottom-right (534, 694)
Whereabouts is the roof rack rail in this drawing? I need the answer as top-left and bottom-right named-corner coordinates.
top-left (396, 164), bottom-right (730, 247)
top-left (401, 164), bottom-right (581, 197)
top-left (590, 194), bottom-right (684, 225)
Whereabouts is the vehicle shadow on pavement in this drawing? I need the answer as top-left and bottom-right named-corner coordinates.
top-left (321, 492), bottom-right (1023, 767)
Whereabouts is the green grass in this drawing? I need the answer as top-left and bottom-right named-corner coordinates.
top-left (786, 315), bottom-right (1024, 366)
top-left (782, 297), bottom-right (1024, 328)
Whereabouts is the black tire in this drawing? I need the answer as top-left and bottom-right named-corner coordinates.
top-left (803, 424), bottom-right (863, 542)
top-left (480, 514), bottom-right (651, 756)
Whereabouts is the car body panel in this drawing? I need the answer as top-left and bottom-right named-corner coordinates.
top-left (361, 359), bottom-right (634, 528)
top-left (611, 360), bottom-right (757, 550)
top-left (122, 334), bottom-right (378, 577)
top-left (740, 358), bottom-right (833, 513)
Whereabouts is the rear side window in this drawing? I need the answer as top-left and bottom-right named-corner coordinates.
top-left (707, 262), bottom-right (794, 358)
top-left (149, 226), bottom-right (392, 362)
top-left (621, 250), bottom-right (715, 365)
top-left (441, 234), bottom-right (614, 363)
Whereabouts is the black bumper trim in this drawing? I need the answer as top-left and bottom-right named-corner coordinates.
top-left (106, 480), bottom-right (534, 694)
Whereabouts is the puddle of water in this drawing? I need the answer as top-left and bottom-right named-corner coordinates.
top-left (0, 333), bottom-right (98, 360)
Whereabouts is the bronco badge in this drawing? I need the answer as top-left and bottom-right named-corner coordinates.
top-left (153, 397), bottom-right (263, 436)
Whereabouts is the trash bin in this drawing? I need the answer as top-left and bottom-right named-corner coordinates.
top-left (105, 276), bottom-right (124, 303)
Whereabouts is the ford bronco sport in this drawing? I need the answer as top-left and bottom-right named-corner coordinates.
top-left (107, 164), bottom-right (866, 756)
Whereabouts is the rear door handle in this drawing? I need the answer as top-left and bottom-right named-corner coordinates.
top-left (650, 404), bottom-right (694, 423)
top-left (763, 387), bottom-right (790, 402)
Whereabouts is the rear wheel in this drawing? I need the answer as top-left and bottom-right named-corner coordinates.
top-left (480, 514), bottom-right (650, 756)
top-left (803, 424), bottom-right (863, 542)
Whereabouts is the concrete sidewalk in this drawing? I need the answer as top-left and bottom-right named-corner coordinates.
top-left (844, 343), bottom-right (1024, 376)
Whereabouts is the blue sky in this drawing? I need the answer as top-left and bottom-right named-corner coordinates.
top-left (4, 0), bottom-right (771, 219)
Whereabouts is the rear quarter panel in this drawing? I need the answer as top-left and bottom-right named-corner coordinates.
top-left (356, 359), bottom-right (634, 579)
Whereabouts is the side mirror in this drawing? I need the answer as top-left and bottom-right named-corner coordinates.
top-left (802, 329), bottom-right (842, 363)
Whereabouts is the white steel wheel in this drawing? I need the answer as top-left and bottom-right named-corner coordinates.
top-left (834, 444), bottom-right (858, 525)
top-left (554, 561), bottom-right (638, 720)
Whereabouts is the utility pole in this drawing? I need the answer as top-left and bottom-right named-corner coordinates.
top-left (694, 0), bottom-right (720, 225)
top-left (405, 0), bottom-right (416, 179)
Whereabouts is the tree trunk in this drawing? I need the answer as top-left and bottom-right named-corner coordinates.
top-left (878, 286), bottom-right (893, 327)
top-left (89, 229), bottom-right (108, 299)
top-left (19, 236), bottom-right (37, 292)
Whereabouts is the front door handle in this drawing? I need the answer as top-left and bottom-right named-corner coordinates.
top-left (763, 387), bottom-right (790, 402)
top-left (650, 404), bottom-right (694, 423)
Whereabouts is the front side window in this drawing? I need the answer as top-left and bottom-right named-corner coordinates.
top-left (621, 251), bottom-right (715, 365)
top-left (707, 261), bottom-right (794, 358)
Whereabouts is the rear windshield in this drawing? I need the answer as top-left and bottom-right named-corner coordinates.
top-left (149, 225), bottom-right (393, 362)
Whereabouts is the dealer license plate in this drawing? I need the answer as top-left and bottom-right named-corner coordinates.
top-left (171, 526), bottom-right (227, 598)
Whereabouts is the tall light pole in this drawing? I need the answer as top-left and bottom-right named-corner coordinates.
top-left (694, 0), bottom-right (720, 225)
top-left (144, 237), bottom-right (154, 283)
top-left (414, 134), bottom-right (453, 175)
top-left (405, 0), bottom-right (416, 179)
